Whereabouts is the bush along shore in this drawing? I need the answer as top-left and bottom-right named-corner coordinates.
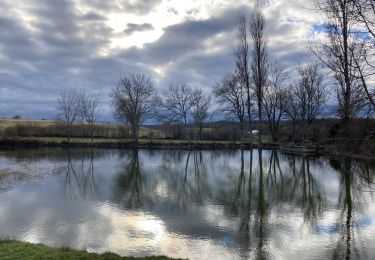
top-left (0, 240), bottom-right (177, 260)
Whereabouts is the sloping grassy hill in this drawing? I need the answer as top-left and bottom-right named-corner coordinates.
top-left (0, 119), bottom-right (164, 139)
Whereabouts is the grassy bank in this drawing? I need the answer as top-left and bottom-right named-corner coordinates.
top-left (0, 241), bottom-right (175, 260)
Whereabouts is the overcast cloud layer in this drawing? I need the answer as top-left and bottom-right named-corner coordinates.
top-left (0, 0), bottom-right (321, 120)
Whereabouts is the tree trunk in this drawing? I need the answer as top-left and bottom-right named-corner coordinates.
top-left (246, 87), bottom-right (252, 143)
top-left (240, 120), bottom-right (244, 144)
top-left (91, 123), bottom-right (94, 144)
top-left (343, 5), bottom-right (351, 137)
top-left (258, 103), bottom-right (262, 144)
top-left (132, 124), bottom-right (139, 144)
top-left (67, 123), bottom-right (71, 144)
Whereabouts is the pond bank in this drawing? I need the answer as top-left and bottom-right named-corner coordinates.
top-left (0, 137), bottom-right (279, 150)
top-left (0, 241), bottom-right (176, 260)
top-left (0, 137), bottom-right (374, 160)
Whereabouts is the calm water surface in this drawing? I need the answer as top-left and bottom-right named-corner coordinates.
top-left (0, 148), bottom-right (374, 259)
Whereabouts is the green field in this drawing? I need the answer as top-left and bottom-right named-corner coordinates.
top-left (0, 241), bottom-right (175, 260)
top-left (0, 119), bottom-right (164, 139)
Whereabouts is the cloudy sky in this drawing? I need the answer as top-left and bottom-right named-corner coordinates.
top-left (0, 0), bottom-right (321, 120)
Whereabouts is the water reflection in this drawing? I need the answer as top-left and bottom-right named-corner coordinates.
top-left (327, 158), bottom-right (375, 260)
top-left (63, 150), bottom-right (99, 200)
top-left (0, 148), bottom-right (374, 259)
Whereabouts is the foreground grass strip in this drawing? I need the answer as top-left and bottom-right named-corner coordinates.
top-left (0, 241), bottom-right (176, 260)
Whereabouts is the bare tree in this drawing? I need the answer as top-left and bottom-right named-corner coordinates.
top-left (235, 12), bottom-right (252, 134)
top-left (352, 0), bottom-right (375, 110)
top-left (82, 92), bottom-right (101, 144)
top-left (284, 84), bottom-right (300, 142)
top-left (58, 89), bottom-right (84, 143)
top-left (214, 73), bottom-right (246, 143)
top-left (313, 0), bottom-right (367, 135)
top-left (111, 73), bottom-right (155, 143)
top-left (250, 0), bottom-right (269, 143)
top-left (351, 40), bottom-right (375, 110)
top-left (353, 0), bottom-right (375, 39)
top-left (262, 61), bottom-right (288, 142)
top-left (158, 83), bottom-right (195, 125)
top-left (192, 88), bottom-right (211, 140)
top-left (298, 63), bottom-right (327, 127)
top-left (285, 63), bottom-right (328, 141)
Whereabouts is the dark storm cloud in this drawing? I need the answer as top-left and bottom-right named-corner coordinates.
top-left (124, 23), bottom-right (155, 35)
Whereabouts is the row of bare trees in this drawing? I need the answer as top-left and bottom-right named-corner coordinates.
top-left (154, 83), bottom-right (211, 137)
top-left (215, 2), bottom-right (329, 143)
top-left (216, 0), bottom-right (375, 143)
top-left (58, 89), bottom-right (101, 143)
top-left (111, 74), bottom-right (211, 142)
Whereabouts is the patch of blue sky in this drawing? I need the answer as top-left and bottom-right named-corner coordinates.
top-left (312, 23), bottom-right (326, 33)
top-left (312, 23), bottom-right (373, 41)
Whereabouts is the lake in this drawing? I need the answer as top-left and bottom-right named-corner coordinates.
top-left (0, 148), bottom-right (374, 259)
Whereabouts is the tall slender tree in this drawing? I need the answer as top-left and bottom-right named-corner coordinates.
top-left (235, 12), bottom-right (252, 139)
top-left (250, 1), bottom-right (269, 143)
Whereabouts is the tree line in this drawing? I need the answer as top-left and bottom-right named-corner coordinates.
top-left (58, 0), bottom-right (375, 144)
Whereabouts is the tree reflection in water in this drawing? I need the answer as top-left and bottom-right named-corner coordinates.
top-left (329, 158), bottom-right (375, 260)
top-left (113, 149), bottom-right (148, 209)
top-left (3, 148), bottom-right (375, 258)
top-left (63, 149), bottom-right (99, 200)
top-left (59, 148), bottom-right (375, 259)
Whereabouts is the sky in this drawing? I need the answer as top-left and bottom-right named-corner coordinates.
top-left (0, 0), bottom-right (322, 121)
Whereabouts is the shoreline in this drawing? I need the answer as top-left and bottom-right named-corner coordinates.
top-left (0, 137), bottom-right (374, 160)
top-left (0, 137), bottom-right (280, 150)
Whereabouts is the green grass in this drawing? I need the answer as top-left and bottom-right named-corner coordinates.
top-left (0, 241), bottom-right (176, 260)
